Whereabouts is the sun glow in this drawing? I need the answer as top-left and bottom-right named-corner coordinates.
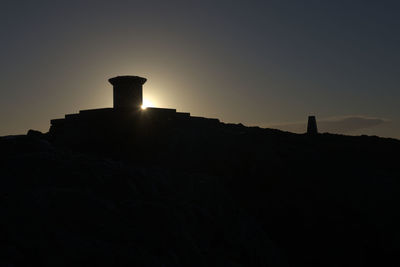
top-left (141, 99), bottom-right (154, 110)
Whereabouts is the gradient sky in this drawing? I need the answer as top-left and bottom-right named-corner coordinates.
top-left (1, 0), bottom-right (399, 138)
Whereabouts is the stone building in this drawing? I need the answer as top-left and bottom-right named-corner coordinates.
top-left (49, 75), bottom-right (219, 151)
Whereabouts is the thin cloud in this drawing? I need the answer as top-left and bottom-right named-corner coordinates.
top-left (318, 116), bottom-right (388, 133)
top-left (266, 116), bottom-right (389, 134)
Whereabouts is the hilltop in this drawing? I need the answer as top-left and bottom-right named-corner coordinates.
top-left (1, 122), bottom-right (399, 267)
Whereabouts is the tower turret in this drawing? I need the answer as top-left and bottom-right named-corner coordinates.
top-left (109, 75), bottom-right (147, 110)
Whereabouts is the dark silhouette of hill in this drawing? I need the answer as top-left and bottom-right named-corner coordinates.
top-left (1, 74), bottom-right (399, 266)
top-left (1, 122), bottom-right (399, 267)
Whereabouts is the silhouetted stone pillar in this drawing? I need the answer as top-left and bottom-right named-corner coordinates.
top-left (307, 116), bottom-right (318, 135)
top-left (109, 76), bottom-right (147, 110)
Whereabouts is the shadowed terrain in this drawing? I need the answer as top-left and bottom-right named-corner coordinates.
top-left (1, 122), bottom-right (399, 266)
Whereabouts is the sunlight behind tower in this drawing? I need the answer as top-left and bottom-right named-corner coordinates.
top-left (141, 99), bottom-right (154, 110)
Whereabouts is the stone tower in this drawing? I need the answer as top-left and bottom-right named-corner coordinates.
top-left (307, 116), bottom-right (318, 135)
top-left (109, 75), bottom-right (147, 110)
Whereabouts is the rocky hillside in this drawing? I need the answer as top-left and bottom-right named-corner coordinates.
top-left (1, 125), bottom-right (399, 266)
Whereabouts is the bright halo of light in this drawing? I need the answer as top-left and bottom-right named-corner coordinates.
top-left (141, 99), bottom-right (153, 110)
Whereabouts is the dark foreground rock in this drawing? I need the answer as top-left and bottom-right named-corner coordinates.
top-left (0, 126), bottom-right (399, 266)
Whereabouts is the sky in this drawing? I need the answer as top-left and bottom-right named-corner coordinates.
top-left (1, 0), bottom-right (399, 139)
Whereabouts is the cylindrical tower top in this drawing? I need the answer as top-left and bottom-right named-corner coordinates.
top-left (109, 75), bottom-right (147, 110)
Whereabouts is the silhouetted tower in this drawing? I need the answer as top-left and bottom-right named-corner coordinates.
top-left (109, 75), bottom-right (147, 110)
top-left (307, 116), bottom-right (318, 135)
